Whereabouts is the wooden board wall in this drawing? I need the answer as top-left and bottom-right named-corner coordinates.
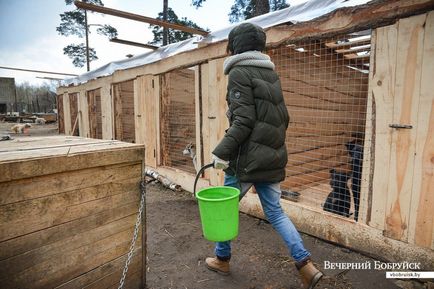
top-left (0, 138), bottom-right (145, 289)
top-left (369, 12), bottom-right (434, 249)
top-left (69, 93), bottom-right (79, 136)
top-left (87, 89), bottom-right (103, 139)
top-left (113, 80), bottom-right (135, 143)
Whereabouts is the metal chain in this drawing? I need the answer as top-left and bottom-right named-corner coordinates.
top-left (117, 180), bottom-right (146, 289)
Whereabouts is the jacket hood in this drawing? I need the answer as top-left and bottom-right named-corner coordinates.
top-left (227, 23), bottom-right (266, 55)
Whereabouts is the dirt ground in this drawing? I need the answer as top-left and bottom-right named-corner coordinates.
top-left (146, 182), bottom-right (428, 289)
top-left (1, 122), bottom-right (428, 289)
top-left (0, 121), bottom-right (59, 138)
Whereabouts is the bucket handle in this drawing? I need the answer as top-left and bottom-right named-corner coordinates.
top-left (193, 162), bottom-right (214, 196)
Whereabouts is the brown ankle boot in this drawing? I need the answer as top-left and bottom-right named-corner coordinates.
top-left (205, 257), bottom-right (230, 275)
top-left (296, 259), bottom-right (323, 289)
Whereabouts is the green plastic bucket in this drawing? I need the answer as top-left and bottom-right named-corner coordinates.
top-left (196, 186), bottom-right (240, 242)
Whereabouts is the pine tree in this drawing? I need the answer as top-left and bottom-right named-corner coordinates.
top-left (149, 7), bottom-right (207, 45)
top-left (192, 0), bottom-right (289, 23)
top-left (56, 0), bottom-right (118, 69)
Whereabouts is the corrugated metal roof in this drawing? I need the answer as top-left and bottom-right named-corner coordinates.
top-left (63, 0), bottom-right (371, 86)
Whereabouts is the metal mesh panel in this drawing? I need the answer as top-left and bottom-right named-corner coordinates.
top-left (69, 93), bottom-right (79, 136)
top-left (160, 67), bottom-right (197, 174)
top-left (268, 33), bottom-right (371, 221)
top-left (87, 88), bottom-right (102, 139)
top-left (113, 80), bottom-right (135, 143)
top-left (57, 95), bottom-right (65, 134)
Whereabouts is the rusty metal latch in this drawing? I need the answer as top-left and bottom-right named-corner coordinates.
top-left (389, 124), bottom-right (413, 129)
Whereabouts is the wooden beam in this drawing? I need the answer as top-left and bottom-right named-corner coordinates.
top-left (344, 52), bottom-right (371, 60)
top-left (267, 0), bottom-right (434, 46)
top-left (74, 1), bottom-right (209, 36)
top-left (110, 38), bottom-right (159, 50)
top-left (0, 66), bottom-right (78, 76)
top-left (335, 44), bottom-right (371, 54)
top-left (325, 37), bottom-right (371, 49)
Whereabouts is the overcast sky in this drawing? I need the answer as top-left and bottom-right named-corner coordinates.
top-left (0, 0), bottom-right (308, 86)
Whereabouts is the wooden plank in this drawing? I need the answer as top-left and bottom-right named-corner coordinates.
top-left (409, 11), bottom-right (434, 249)
top-left (101, 85), bottom-right (113, 140)
top-left (0, 180), bottom-right (139, 241)
top-left (194, 66), bottom-right (203, 170)
top-left (384, 14), bottom-right (426, 242)
top-left (78, 89), bottom-right (90, 137)
top-left (368, 23), bottom-right (397, 230)
top-left (207, 58), bottom-right (227, 186)
top-left (133, 77), bottom-right (144, 145)
top-left (358, 29), bottom-right (376, 225)
top-left (154, 75), bottom-right (161, 167)
top-left (200, 63), bottom-right (211, 179)
top-left (0, 163), bottom-right (141, 206)
top-left (344, 52), bottom-right (371, 60)
top-left (63, 92), bottom-right (71, 135)
top-left (325, 37), bottom-right (371, 48)
top-left (144, 75), bottom-right (157, 167)
top-left (335, 44), bottom-right (371, 54)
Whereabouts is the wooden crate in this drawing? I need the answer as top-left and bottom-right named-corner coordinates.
top-left (0, 136), bottom-right (145, 289)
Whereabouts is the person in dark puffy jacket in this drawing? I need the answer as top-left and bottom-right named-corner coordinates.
top-left (207, 23), bottom-right (323, 289)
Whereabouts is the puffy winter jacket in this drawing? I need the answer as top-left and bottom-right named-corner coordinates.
top-left (212, 54), bottom-right (289, 183)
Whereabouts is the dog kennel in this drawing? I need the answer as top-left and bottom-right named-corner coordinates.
top-left (57, 0), bottom-right (434, 268)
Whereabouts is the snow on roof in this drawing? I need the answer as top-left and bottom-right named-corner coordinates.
top-left (63, 0), bottom-right (371, 86)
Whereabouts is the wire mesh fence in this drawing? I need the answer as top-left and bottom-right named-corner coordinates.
top-left (113, 80), bottom-right (135, 143)
top-left (268, 32), bottom-right (371, 221)
top-left (69, 93), bottom-right (79, 136)
top-left (57, 95), bottom-right (65, 134)
top-left (160, 67), bottom-right (197, 174)
top-left (87, 88), bottom-right (102, 139)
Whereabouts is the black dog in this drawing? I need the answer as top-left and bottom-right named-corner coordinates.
top-left (346, 141), bottom-right (364, 221)
top-left (323, 169), bottom-right (351, 217)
